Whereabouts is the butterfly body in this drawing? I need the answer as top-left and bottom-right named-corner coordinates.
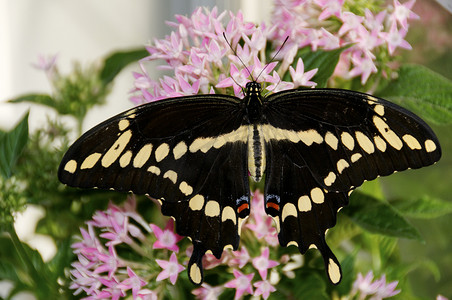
top-left (59, 83), bottom-right (441, 285)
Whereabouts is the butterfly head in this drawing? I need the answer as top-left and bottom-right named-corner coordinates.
top-left (245, 81), bottom-right (261, 97)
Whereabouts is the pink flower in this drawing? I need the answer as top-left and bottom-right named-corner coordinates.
top-left (224, 269), bottom-right (254, 299)
top-left (381, 22), bottom-right (412, 55)
top-left (349, 52), bottom-right (378, 84)
top-left (192, 283), bottom-right (224, 300)
top-left (316, 0), bottom-right (344, 20)
top-left (253, 280), bottom-right (276, 300)
top-left (33, 54), bottom-right (58, 72)
top-left (150, 219), bottom-right (184, 252)
top-left (229, 247), bottom-right (250, 268)
top-left (351, 271), bottom-right (400, 299)
top-left (289, 58), bottom-right (318, 88)
top-left (117, 267), bottom-right (147, 299)
top-left (252, 247), bottom-right (279, 280)
top-left (391, 0), bottom-right (419, 29)
top-left (156, 253), bottom-right (185, 285)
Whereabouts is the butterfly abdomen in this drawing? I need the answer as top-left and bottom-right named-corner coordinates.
top-left (248, 124), bottom-right (266, 182)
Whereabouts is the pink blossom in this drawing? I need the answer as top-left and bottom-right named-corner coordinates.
top-left (391, 0), bottom-right (419, 29)
top-left (381, 22), bottom-right (412, 55)
top-left (316, 0), bottom-right (344, 20)
top-left (156, 253), bottom-right (185, 285)
top-left (349, 52), bottom-right (378, 84)
top-left (338, 12), bottom-right (364, 36)
top-left (117, 267), bottom-right (147, 299)
top-left (351, 271), bottom-right (400, 299)
top-left (253, 280), bottom-right (276, 299)
top-left (33, 54), bottom-right (58, 72)
top-left (229, 247), bottom-right (250, 268)
top-left (137, 289), bottom-right (158, 300)
top-left (224, 269), bottom-right (254, 299)
top-left (252, 247), bottom-right (279, 280)
top-left (192, 283), bottom-right (224, 300)
top-left (150, 220), bottom-right (184, 252)
top-left (289, 58), bottom-right (318, 88)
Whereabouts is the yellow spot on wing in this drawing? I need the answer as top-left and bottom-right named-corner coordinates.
top-left (373, 116), bottom-right (403, 150)
top-left (173, 141), bottom-right (187, 160)
top-left (119, 150), bottom-right (133, 168)
top-left (221, 206), bottom-right (237, 224)
top-left (101, 130), bottom-right (132, 168)
top-left (324, 172), bottom-right (337, 186)
top-left (328, 258), bottom-right (341, 284)
top-left (374, 135), bottom-right (387, 152)
top-left (64, 160), bottom-right (77, 173)
top-left (155, 143), bottom-right (170, 162)
top-left (310, 187), bottom-right (324, 204)
top-left (325, 132), bottom-right (338, 150)
top-left (189, 194), bottom-right (205, 211)
top-left (163, 170), bottom-right (177, 184)
top-left (337, 159), bottom-right (350, 174)
top-left (282, 203), bottom-right (297, 221)
top-left (147, 165), bottom-right (161, 175)
top-left (298, 195), bottom-right (312, 212)
top-left (402, 134), bottom-right (421, 150)
top-left (133, 144), bottom-right (153, 168)
top-left (351, 153), bottom-right (362, 163)
top-left (205, 200), bottom-right (220, 217)
top-left (189, 263), bottom-right (202, 285)
top-left (341, 132), bottom-right (355, 151)
top-left (118, 119), bottom-right (130, 131)
top-left (425, 139), bottom-right (437, 152)
top-left (179, 181), bottom-right (193, 196)
top-left (81, 153), bottom-right (101, 169)
top-left (355, 131), bottom-right (375, 154)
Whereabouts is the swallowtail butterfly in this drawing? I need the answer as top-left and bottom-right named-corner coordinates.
top-left (59, 81), bottom-right (441, 285)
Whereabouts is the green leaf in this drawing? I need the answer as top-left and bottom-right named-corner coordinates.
top-left (0, 112), bottom-right (29, 178)
top-left (100, 48), bottom-right (148, 85)
top-left (343, 191), bottom-right (422, 241)
top-left (8, 94), bottom-right (56, 110)
top-left (291, 46), bottom-right (349, 88)
top-left (391, 195), bottom-right (452, 219)
top-left (377, 64), bottom-right (452, 125)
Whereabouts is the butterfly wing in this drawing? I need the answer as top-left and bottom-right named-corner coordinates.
top-left (58, 95), bottom-right (251, 284)
top-left (262, 88), bottom-right (441, 284)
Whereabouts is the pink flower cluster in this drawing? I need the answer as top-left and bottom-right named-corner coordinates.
top-left (70, 196), bottom-right (185, 299)
top-left (131, 0), bottom-right (418, 106)
top-left (130, 6), bottom-right (319, 104)
top-left (271, 0), bottom-right (419, 84)
top-left (351, 271), bottom-right (401, 299)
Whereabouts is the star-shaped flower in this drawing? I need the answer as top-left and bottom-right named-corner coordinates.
top-left (252, 247), bottom-right (279, 280)
top-left (156, 253), bottom-right (185, 285)
top-left (150, 220), bottom-right (184, 252)
top-left (224, 269), bottom-right (254, 299)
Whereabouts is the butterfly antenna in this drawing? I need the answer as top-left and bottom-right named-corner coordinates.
top-left (256, 36), bottom-right (289, 82)
top-left (223, 32), bottom-right (254, 81)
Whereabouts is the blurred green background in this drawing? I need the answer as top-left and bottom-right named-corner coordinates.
top-left (383, 0), bottom-right (452, 297)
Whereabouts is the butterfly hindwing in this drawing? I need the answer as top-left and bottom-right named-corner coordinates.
top-left (58, 95), bottom-right (252, 284)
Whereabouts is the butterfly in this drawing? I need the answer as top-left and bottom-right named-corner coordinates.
top-left (59, 79), bottom-right (441, 285)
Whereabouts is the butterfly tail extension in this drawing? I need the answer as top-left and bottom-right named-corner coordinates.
top-left (188, 241), bottom-right (206, 285)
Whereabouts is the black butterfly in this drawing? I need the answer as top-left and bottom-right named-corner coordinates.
top-left (59, 80), bottom-right (441, 285)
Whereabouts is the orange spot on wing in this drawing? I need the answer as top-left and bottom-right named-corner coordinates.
top-left (266, 202), bottom-right (280, 211)
top-left (237, 203), bottom-right (249, 213)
